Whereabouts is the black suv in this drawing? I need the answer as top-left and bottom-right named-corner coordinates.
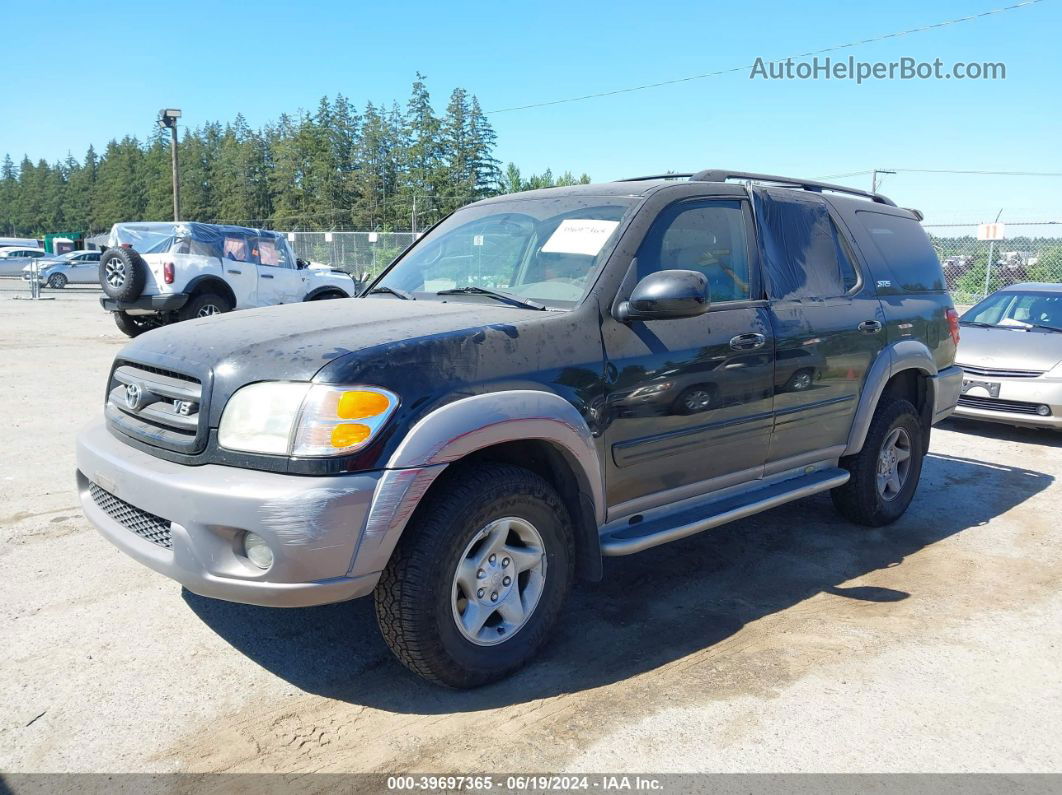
top-left (76, 170), bottom-right (963, 687)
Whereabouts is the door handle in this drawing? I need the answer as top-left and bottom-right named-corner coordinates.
top-left (730, 332), bottom-right (766, 350)
top-left (226, 269), bottom-right (242, 274)
top-left (858, 320), bottom-right (883, 334)
top-left (260, 274), bottom-right (274, 279)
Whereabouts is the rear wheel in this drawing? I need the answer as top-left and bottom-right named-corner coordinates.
top-left (831, 399), bottom-right (925, 526)
top-left (178, 293), bottom-right (232, 321)
top-left (374, 463), bottom-right (574, 688)
top-left (112, 311), bottom-right (157, 338)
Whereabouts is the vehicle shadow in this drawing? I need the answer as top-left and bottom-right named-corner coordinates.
top-left (939, 416), bottom-right (1062, 448)
top-left (184, 451), bottom-right (1051, 713)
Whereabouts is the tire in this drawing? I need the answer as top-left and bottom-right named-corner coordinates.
top-left (99, 247), bottom-right (146, 301)
top-left (374, 463), bottom-right (574, 688)
top-left (831, 399), bottom-right (925, 527)
top-left (47, 273), bottom-right (67, 289)
top-left (112, 311), bottom-right (157, 338)
top-left (178, 293), bottom-right (232, 321)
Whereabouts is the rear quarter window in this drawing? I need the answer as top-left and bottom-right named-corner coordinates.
top-left (855, 211), bottom-right (944, 293)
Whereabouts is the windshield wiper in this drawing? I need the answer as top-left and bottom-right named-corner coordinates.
top-left (959, 321), bottom-right (994, 328)
top-left (436, 286), bottom-right (545, 311)
top-left (1028, 323), bottom-right (1062, 333)
top-left (366, 285), bottom-right (414, 300)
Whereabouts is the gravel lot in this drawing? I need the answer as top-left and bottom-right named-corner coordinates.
top-left (1, 285), bottom-right (1060, 774)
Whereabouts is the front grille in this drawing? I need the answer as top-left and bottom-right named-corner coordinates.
top-left (106, 360), bottom-right (205, 452)
top-left (88, 483), bottom-right (173, 548)
top-left (957, 395), bottom-right (1049, 416)
top-left (958, 363), bottom-right (1045, 379)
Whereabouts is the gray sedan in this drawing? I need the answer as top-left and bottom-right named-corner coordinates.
top-left (954, 282), bottom-right (1062, 430)
top-left (22, 250), bottom-right (102, 287)
top-left (0, 247), bottom-right (47, 277)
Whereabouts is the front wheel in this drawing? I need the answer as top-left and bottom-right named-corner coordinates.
top-left (831, 399), bottom-right (925, 526)
top-left (47, 273), bottom-right (67, 289)
top-left (374, 463), bottom-right (574, 688)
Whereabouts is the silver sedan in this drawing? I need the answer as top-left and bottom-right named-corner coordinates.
top-left (954, 282), bottom-right (1062, 431)
top-left (22, 250), bottom-right (102, 288)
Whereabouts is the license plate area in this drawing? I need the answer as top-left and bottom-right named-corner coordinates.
top-left (961, 378), bottom-right (1000, 398)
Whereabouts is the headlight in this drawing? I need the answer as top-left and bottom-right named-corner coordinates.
top-left (218, 382), bottom-right (398, 457)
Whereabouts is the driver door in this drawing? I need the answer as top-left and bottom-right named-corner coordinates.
top-left (254, 236), bottom-right (307, 303)
top-left (602, 198), bottom-right (775, 513)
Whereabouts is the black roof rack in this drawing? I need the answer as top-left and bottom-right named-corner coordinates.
top-left (617, 169), bottom-right (896, 206)
top-left (690, 169), bottom-right (896, 206)
top-left (619, 173), bottom-right (694, 182)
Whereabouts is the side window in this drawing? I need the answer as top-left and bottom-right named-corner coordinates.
top-left (222, 236), bottom-right (250, 263)
top-left (636, 200), bottom-right (752, 303)
top-left (855, 211), bottom-right (944, 292)
top-left (755, 190), bottom-right (857, 300)
top-left (256, 238), bottom-right (291, 268)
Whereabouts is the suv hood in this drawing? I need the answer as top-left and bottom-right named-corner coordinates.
top-left (957, 325), bottom-right (1062, 373)
top-left (118, 297), bottom-right (539, 417)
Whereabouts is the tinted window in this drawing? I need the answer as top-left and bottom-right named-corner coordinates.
top-left (637, 200), bottom-right (752, 303)
top-left (755, 190), bottom-right (857, 299)
top-left (856, 211), bottom-right (943, 292)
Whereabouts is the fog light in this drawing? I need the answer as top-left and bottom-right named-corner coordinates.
top-left (243, 532), bottom-right (274, 569)
top-left (1037, 405), bottom-right (1051, 417)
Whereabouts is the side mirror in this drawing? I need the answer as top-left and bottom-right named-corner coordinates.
top-left (615, 269), bottom-right (711, 322)
top-left (296, 258), bottom-right (309, 270)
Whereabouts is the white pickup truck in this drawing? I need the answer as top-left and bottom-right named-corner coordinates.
top-left (98, 222), bottom-right (358, 336)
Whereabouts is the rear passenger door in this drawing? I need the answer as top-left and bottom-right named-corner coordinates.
top-left (754, 188), bottom-right (886, 467)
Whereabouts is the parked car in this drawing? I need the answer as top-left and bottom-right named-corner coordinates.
top-left (76, 170), bottom-right (962, 687)
top-left (0, 246), bottom-right (47, 277)
top-left (97, 222), bottom-right (359, 337)
top-left (22, 249), bottom-right (102, 287)
top-left (953, 282), bottom-right (1062, 430)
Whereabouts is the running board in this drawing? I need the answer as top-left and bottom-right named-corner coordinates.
top-left (600, 468), bottom-right (850, 556)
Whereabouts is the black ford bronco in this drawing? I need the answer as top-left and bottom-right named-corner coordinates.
top-left (77, 170), bottom-right (963, 687)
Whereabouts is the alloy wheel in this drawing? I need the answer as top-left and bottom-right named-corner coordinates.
top-left (876, 426), bottom-right (912, 501)
top-left (450, 517), bottom-right (547, 646)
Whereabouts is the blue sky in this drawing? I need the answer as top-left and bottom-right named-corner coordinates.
top-left (3, 0), bottom-right (1060, 226)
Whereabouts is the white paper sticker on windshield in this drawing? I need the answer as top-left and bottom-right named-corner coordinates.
top-left (541, 219), bottom-right (620, 257)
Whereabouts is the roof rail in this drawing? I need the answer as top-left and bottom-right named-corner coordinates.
top-left (690, 169), bottom-right (896, 206)
top-left (618, 173), bottom-right (694, 182)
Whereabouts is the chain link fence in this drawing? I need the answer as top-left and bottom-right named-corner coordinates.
top-left (285, 226), bottom-right (1062, 306)
top-left (287, 231), bottom-right (419, 280)
top-left (929, 223), bottom-right (1062, 306)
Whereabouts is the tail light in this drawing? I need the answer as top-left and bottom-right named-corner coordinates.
top-left (163, 262), bottom-right (175, 284)
top-left (946, 308), bottom-right (961, 346)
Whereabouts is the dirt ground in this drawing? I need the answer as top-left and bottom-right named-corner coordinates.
top-left (1, 284), bottom-right (1060, 774)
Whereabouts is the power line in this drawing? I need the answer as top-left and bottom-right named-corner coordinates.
top-left (486, 0), bottom-right (1045, 114)
top-left (885, 168), bottom-right (1062, 177)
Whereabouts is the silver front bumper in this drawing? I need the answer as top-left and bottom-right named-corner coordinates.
top-left (951, 370), bottom-right (1062, 430)
top-left (76, 420), bottom-right (384, 607)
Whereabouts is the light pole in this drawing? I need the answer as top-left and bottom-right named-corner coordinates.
top-left (157, 108), bottom-right (182, 221)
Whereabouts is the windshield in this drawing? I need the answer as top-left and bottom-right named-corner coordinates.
top-left (962, 291), bottom-right (1062, 331)
top-left (373, 196), bottom-right (637, 308)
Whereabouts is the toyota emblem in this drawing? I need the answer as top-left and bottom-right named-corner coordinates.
top-left (124, 383), bottom-right (143, 410)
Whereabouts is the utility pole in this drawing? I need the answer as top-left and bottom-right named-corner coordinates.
top-left (871, 169), bottom-right (895, 194)
top-left (157, 108), bottom-right (182, 221)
